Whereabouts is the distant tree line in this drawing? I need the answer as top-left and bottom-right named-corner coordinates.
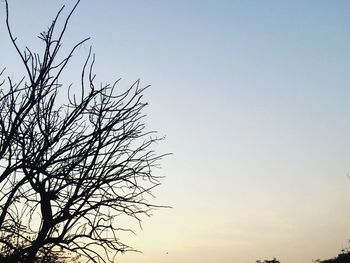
top-left (315, 250), bottom-right (350, 263)
top-left (256, 245), bottom-right (350, 263)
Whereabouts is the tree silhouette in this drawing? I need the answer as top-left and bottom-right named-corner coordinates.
top-left (0, 1), bottom-right (166, 262)
top-left (256, 258), bottom-right (280, 263)
top-left (316, 244), bottom-right (350, 263)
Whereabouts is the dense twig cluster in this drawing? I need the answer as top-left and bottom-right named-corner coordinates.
top-left (0, 1), bottom-right (165, 262)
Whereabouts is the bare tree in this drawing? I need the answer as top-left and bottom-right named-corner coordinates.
top-left (0, 1), bottom-right (166, 262)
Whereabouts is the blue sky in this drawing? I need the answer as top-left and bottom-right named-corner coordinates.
top-left (1, 1), bottom-right (350, 262)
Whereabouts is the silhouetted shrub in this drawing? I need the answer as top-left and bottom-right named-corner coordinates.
top-left (316, 251), bottom-right (350, 263)
top-left (256, 258), bottom-right (280, 263)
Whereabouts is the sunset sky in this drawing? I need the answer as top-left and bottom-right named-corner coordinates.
top-left (1, 1), bottom-right (350, 262)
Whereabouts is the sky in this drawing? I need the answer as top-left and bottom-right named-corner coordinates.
top-left (1, 1), bottom-right (350, 262)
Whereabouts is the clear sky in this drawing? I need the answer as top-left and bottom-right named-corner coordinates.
top-left (1, 1), bottom-right (350, 262)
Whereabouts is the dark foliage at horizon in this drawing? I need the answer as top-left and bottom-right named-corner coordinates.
top-left (0, 0), bottom-right (166, 262)
top-left (316, 250), bottom-right (350, 263)
top-left (256, 258), bottom-right (280, 263)
top-left (257, 247), bottom-right (350, 263)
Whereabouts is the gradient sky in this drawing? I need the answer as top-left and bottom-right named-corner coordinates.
top-left (1, 1), bottom-right (350, 262)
